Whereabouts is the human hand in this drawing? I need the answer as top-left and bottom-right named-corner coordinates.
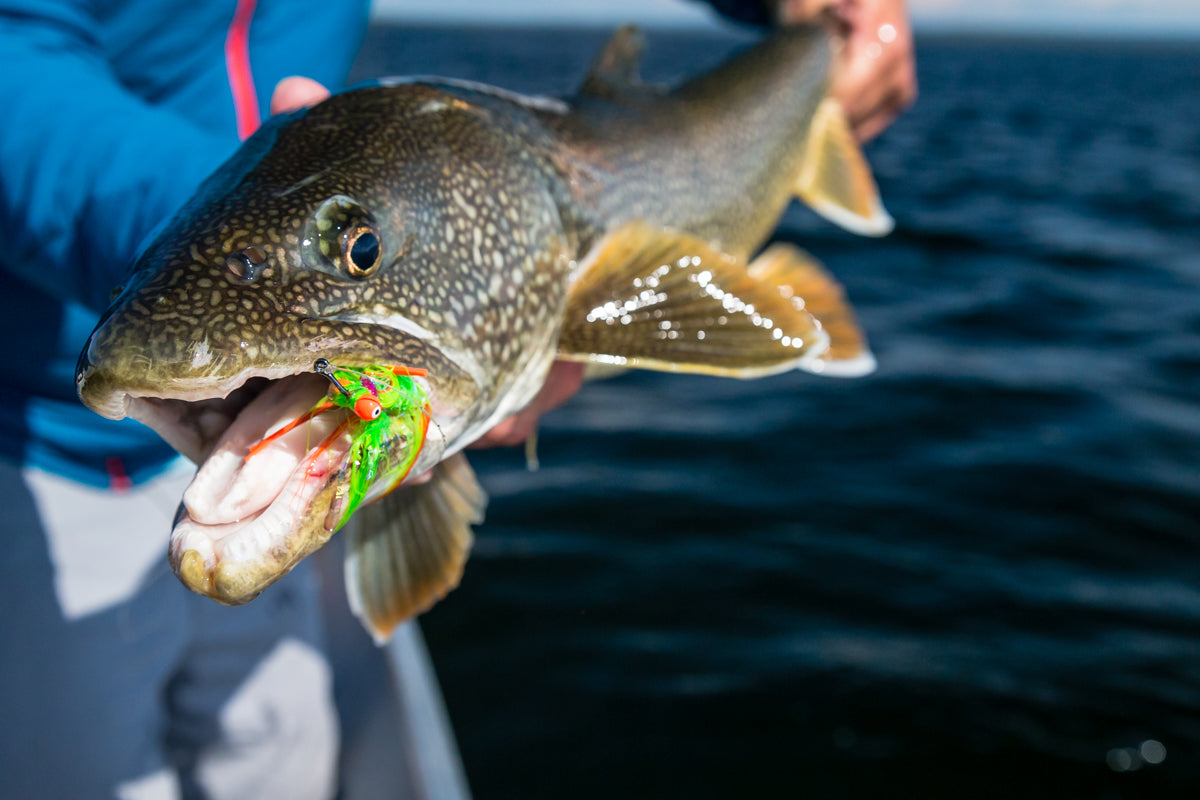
top-left (775, 0), bottom-right (917, 141)
top-left (471, 361), bottom-right (585, 448)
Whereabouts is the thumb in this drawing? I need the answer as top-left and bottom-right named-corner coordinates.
top-left (270, 76), bottom-right (330, 115)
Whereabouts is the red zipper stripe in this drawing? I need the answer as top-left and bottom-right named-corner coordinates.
top-left (224, 0), bottom-right (261, 140)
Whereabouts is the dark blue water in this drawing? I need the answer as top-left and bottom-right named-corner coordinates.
top-left (352, 27), bottom-right (1200, 798)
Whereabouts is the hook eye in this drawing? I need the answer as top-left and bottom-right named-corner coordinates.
top-left (313, 359), bottom-right (353, 399)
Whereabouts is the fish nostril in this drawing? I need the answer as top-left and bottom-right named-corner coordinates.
top-left (225, 246), bottom-right (269, 283)
top-left (225, 253), bottom-right (256, 282)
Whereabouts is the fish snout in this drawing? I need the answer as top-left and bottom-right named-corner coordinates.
top-left (75, 358), bottom-right (128, 420)
top-left (75, 303), bottom-right (187, 412)
top-left (75, 321), bottom-right (148, 419)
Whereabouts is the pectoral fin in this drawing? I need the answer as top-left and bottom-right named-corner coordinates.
top-left (747, 243), bottom-right (875, 377)
top-left (344, 453), bottom-right (486, 643)
top-left (795, 99), bottom-right (894, 237)
top-left (558, 221), bottom-right (830, 377)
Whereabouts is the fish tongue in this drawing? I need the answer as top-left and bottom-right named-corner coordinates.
top-left (184, 373), bottom-right (341, 525)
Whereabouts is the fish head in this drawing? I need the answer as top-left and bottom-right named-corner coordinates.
top-left (74, 85), bottom-right (539, 605)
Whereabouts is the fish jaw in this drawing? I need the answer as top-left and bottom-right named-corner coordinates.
top-left (76, 303), bottom-right (478, 452)
top-left (168, 372), bottom-right (443, 605)
top-left (169, 372), bottom-right (351, 603)
top-left (130, 367), bottom-right (438, 606)
top-left (75, 317), bottom-right (467, 604)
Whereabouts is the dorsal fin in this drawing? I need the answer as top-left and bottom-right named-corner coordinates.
top-left (580, 25), bottom-right (647, 97)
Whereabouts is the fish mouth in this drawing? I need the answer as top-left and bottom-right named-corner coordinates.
top-left (80, 365), bottom-right (416, 605)
top-left (165, 371), bottom-right (355, 605)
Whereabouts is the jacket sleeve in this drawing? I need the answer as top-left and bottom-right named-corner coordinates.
top-left (699, 0), bottom-right (773, 27)
top-left (0, 2), bottom-right (236, 312)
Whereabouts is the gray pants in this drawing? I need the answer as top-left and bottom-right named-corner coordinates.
top-left (0, 459), bottom-right (339, 799)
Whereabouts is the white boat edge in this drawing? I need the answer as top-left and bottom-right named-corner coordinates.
top-left (387, 621), bottom-right (474, 800)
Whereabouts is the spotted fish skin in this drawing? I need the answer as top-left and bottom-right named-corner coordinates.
top-left (548, 25), bottom-right (833, 261)
top-left (83, 81), bottom-right (587, 452)
top-left (78, 25), bottom-right (841, 457)
top-left (74, 25), bottom-right (885, 623)
top-left (74, 78), bottom-right (599, 610)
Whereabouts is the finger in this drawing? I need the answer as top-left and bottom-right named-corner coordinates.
top-left (853, 58), bottom-right (917, 139)
top-left (851, 106), bottom-right (895, 143)
top-left (532, 361), bottom-right (585, 413)
top-left (820, 0), bottom-right (916, 140)
top-left (831, 37), bottom-right (916, 139)
top-left (472, 416), bottom-right (522, 449)
top-left (470, 361), bottom-right (585, 449)
top-left (834, 53), bottom-right (913, 140)
top-left (270, 76), bottom-right (330, 115)
top-left (472, 403), bottom-right (541, 448)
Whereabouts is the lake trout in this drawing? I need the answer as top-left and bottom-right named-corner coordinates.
top-left (75, 24), bottom-right (892, 640)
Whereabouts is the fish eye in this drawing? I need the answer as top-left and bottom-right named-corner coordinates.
top-left (344, 225), bottom-right (382, 279)
top-left (303, 195), bottom-right (387, 280)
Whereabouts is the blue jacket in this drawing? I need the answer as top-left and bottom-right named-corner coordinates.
top-left (0, 0), bottom-right (368, 487)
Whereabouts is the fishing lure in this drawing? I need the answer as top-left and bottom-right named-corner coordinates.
top-left (247, 359), bottom-right (432, 529)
